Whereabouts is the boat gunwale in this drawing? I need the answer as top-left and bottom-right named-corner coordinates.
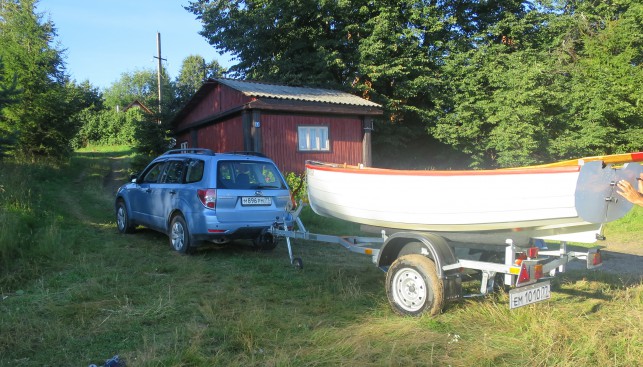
top-left (305, 161), bottom-right (581, 176)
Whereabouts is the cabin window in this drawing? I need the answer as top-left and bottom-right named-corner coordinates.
top-left (298, 126), bottom-right (329, 151)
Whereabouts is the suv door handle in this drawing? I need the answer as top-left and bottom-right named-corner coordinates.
top-left (169, 190), bottom-right (177, 195)
top-left (145, 188), bottom-right (152, 193)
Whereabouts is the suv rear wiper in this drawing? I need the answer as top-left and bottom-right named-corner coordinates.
top-left (254, 185), bottom-right (281, 189)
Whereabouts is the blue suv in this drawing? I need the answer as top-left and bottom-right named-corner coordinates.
top-left (115, 149), bottom-right (293, 253)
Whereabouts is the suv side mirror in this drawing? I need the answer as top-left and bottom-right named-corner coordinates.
top-left (130, 174), bottom-right (138, 183)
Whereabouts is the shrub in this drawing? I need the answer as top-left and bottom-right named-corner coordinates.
top-left (284, 172), bottom-right (307, 204)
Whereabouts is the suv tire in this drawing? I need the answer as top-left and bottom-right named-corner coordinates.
top-left (116, 201), bottom-right (135, 234)
top-left (252, 231), bottom-right (278, 251)
top-left (170, 214), bottom-right (193, 254)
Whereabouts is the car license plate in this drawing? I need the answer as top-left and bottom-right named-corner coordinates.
top-left (241, 196), bottom-right (272, 206)
top-left (509, 281), bottom-right (551, 309)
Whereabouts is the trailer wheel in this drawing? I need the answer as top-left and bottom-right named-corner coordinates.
top-left (386, 254), bottom-right (444, 316)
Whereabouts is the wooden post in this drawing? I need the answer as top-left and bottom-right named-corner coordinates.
top-left (252, 110), bottom-right (262, 153)
top-left (156, 33), bottom-right (162, 116)
top-left (153, 32), bottom-right (166, 122)
top-left (362, 117), bottom-right (373, 167)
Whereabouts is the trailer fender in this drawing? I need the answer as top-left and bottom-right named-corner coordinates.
top-left (377, 232), bottom-right (458, 279)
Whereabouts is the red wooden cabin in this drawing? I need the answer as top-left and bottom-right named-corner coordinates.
top-left (171, 78), bottom-right (382, 173)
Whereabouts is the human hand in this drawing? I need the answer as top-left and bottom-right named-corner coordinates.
top-left (616, 173), bottom-right (643, 207)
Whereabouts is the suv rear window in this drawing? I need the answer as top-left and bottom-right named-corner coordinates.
top-left (217, 160), bottom-right (286, 189)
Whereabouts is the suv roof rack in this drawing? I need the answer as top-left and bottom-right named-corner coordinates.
top-left (163, 148), bottom-right (216, 156)
top-left (224, 151), bottom-right (268, 158)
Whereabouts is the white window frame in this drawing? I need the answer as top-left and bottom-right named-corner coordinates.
top-left (180, 141), bottom-right (188, 149)
top-left (298, 125), bottom-right (330, 152)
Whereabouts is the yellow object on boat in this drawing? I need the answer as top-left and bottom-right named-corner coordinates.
top-left (517, 152), bottom-right (643, 169)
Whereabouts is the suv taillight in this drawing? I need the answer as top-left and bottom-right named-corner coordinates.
top-left (197, 189), bottom-right (217, 209)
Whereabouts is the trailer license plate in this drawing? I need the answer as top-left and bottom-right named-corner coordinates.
top-left (241, 196), bottom-right (272, 206)
top-left (509, 281), bottom-right (551, 309)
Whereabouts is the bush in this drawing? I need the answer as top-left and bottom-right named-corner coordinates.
top-left (284, 172), bottom-right (307, 204)
top-left (71, 108), bottom-right (143, 149)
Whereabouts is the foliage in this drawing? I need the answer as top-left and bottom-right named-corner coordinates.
top-left (431, 1), bottom-right (643, 167)
top-left (0, 131), bottom-right (18, 159)
top-left (175, 54), bottom-right (226, 107)
top-left (284, 171), bottom-right (307, 204)
top-left (0, 57), bottom-right (20, 108)
top-left (0, 0), bottom-right (92, 160)
top-left (186, 0), bottom-right (368, 86)
top-left (0, 57), bottom-right (20, 159)
top-left (187, 0), bottom-right (642, 168)
top-left (103, 67), bottom-right (175, 114)
top-left (97, 56), bottom-right (222, 157)
top-left (71, 108), bottom-right (143, 149)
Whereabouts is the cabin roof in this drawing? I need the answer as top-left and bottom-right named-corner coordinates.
top-left (213, 78), bottom-right (380, 107)
top-left (171, 79), bottom-right (382, 127)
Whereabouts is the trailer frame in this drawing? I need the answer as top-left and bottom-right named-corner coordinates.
top-left (269, 204), bottom-right (603, 316)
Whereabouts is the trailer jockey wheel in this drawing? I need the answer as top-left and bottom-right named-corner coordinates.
top-left (386, 254), bottom-right (444, 316)
top-left (292, 257), bottom-right (303, 270)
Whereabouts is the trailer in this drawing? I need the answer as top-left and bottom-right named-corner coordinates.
top-left (269, 203), bottom-right (603, 316)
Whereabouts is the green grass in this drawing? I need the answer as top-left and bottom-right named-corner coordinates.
top-left (1, 146), bottom-right (641, 366)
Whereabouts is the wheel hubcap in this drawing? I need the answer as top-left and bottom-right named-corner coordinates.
top-left (392, 268), bottom-right (427, 312)
top-left (171, 222), bottom-right (185, 251)
top-left (117, 207), bottom-right (125, 229)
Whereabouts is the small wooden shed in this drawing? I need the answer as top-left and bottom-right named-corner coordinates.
top-left (170, 78), bottom-right (382, 173)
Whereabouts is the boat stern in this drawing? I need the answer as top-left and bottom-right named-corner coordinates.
top-left (575, 161), bottom-right (642, 224)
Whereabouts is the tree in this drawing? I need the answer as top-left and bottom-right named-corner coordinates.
top-left (187, 0), bottom-right (642, 168)
top-left (175, 55), bottom-right (225, 107)
top-left (103, 68), bottom-right (167, 111)
top-left (0, 0), bottom-right (84, 160)
top-left (430, 1), bottom-right (642, 167)
top-left (549, 2), bottom-right (643, 157)
top-left (0, 56), bottom-right (20, 158)
top-left (186, 0), bottom-right (371, 87)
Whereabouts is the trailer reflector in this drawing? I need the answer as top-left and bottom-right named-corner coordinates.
top-left (527, 247), bottom-right (539, 258)
top-left (591, 250), bottom-right (602, 266)
top-left (517, 263), bottom-right (531, 285)
top-left (534, 264), bottom-right (543, 280)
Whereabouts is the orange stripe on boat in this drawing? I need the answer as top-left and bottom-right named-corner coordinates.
top-left (305, 152), bottom-right (642, 176)
top-left (305, 163), bottom-right (580, 176)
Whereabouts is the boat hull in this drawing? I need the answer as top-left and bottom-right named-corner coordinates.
top-left (306, 160), bottom-right (642, 244)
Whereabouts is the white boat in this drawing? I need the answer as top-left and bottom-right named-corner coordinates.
top-left (305, 153), bottom-right (643, 244)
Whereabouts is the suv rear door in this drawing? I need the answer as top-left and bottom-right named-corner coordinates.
top-left (152, 159), bottom-right (187, 230)
top-left (214, 160), bottom-right (291, 223)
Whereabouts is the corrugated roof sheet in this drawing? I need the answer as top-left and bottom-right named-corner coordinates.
top-left (214, 78), bottom-right (380, 107)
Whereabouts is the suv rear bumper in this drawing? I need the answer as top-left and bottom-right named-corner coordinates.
top-left (192, 226), bottom-right (269, 241)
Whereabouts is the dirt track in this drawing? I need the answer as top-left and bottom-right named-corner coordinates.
top-left (565, 240), bottom-right (643, 279)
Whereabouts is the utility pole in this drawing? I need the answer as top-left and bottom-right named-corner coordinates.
top-left (153, 32), bottom-right (167, 122)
